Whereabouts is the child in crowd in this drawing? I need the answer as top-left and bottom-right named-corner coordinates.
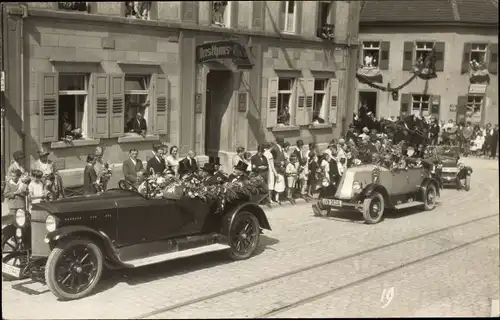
top-left (3, 169), bottom-right (27, 217)
top-left (307, 152), bottom-right (320, 197)
top-left (28, 169), bottom-right (46, 204)
top-left (285, 154), bottom-right (298, 203)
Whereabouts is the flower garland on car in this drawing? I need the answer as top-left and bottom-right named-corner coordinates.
top-left (144, 172), bottom-right (268, 206)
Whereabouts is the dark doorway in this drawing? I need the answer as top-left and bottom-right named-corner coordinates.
top-left (205, 70), bottom-right (234, 162)
top-left (358, 91), bottom-right (378, 116)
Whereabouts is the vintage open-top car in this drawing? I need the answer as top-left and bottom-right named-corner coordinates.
top-left (314, 164), bottom-right (440, 224)
top-left (432, 145), bottom-right (460, 187)
top-left (2, 181), bottom-right (271, 300)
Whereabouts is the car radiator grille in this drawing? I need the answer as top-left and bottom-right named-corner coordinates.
top-left (30, 210), bottom-right (51, 257)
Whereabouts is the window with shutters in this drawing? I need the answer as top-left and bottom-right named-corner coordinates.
top-left (362, 41), bottom-right (380, 67)
top-left (469, 43), bottom-right (488, 71)
top-left (411, 94), bottom-right (430, 115)
top-left (312, 79), bottom-right (328, 124)
top-left (58, 74), bottom-right (89, 140)
top-left (212, 1), bottom-right (232, 28)
top-left (124, 1), bottom-right (153, 20)
top-left (277, 78), bottom-right (295, 126)
top-left (124, 75), bottom-right (151, 135)
top-left (466, 95), bottom-right (483, 121)
top-left (415, 42), bottom-right (434, 65)
top-left (280, 0), bottom-right (298, 33)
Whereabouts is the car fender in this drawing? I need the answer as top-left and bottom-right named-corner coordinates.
top-left (45, 226), bottom-right (123, 266)
top-left (420, 177), bottom-right (441, 197)
top-left (2, 223), bottom-right (31, 249)
top-left (355, 184), bottom-right (391, 207)
top-left (222, 202), bottom-right (272, 238)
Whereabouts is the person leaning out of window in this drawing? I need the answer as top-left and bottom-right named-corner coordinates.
top-left (127, 112), bottom-right (148, 137)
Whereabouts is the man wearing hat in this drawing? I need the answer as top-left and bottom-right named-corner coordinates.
top-left (200, 163), bottom-right (225, 186)
top-left (227, 161), bottom-right (249, 183)
top-left (291, 140), bottom-right (305, 163)
top-left (345, 124), bottom-right (358, 145)
top-left (32, 148), bottom-right (55, 177)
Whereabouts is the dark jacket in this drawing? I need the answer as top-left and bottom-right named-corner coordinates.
top-left (178, 157), bottom-right (199, 177)
top-left (146, 156), bottom-right (166, 175)
top-left (227, 173), bottom-right (248, 183)
top-left (328, 159), bottom-right (340, 184)
top-left (122, 158), bottom-right (144, 185)
top-left (271, 145), bottom-right (286, 173)
top-left (251, 153), bottom-right (269, 176)
top-left (126, 118), bottom-right (147, 134)
top-left (83, 164), bottom-right (98, 195)
top-left (345, 130), bottom-right (358, 144)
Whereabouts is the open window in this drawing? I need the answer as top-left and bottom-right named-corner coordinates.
top-left (277, 78), bottom-right (295, 126)
top-left (312, 79), bottom-right (328, 124)
top-left (124, 75), bottom-right (151, 135)
top-left (469, 43), bottom-right (488, 71)
top-left (212, 1), bottom-right (233, 27)
top-left (58, 74), bottom-right (89, 140)
top-left (361, 41), bottom-right (380, 68)
top-left (124, 1), bottom-right (153, 20)
top-left (466, 95), bottom-right (483, 122)
top-left (280, 1), bottom-right (298, 33)
top-left (316, 1), bottom-right (334, 40)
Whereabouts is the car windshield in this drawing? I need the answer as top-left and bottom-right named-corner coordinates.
top-left (433, 146), bottom-right (458, 157)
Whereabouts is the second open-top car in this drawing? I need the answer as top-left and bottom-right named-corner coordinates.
top-left (2, 181), bottom-right (271, 300)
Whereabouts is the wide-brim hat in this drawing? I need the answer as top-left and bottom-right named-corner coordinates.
top-left (234, 160), bottom-right (248, 172)
top-left (201, 163), bottom-right (216, 173)
top-left (37, 148), bottom-right (50, 156)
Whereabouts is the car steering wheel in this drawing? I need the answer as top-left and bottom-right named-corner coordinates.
top-left (118, 179), bottom-right (138, 192)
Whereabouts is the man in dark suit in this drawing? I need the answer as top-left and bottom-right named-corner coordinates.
top-left (271, 138), bottom-right (286, 175)
top-left (227, 161), bottom-right (249, 183)
top-left (178, 150), bottom-right (199, 178)
top-left (345, 124), bottom-right (358, 145)
top-left (199, 163), bottom-right (223, 186)
top-left (251, 144), bottom-right (269, 182)
top-left (126, 112), bottom-right (148, 135)
top-left (122, 148), bottom-right (144, 185)
top-left (146, 143), bottom-right (166, 175)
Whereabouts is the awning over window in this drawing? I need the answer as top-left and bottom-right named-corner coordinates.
top-left (196, 40), bottom-right (254, 70)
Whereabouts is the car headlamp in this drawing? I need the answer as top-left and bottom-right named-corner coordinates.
top-left (15, 209), bottom-right (26, 227)
top-left (353, 180), bottom-right (362, 192)
top-left (45, 215), bottom-right (58, 232)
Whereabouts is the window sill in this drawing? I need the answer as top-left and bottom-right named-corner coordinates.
top-left (271, 125), bottom-right (300, 132)
top-left (118, 134), bottom-right (160, 144)
top-left (308, 123), bottom-right (333, 130)
top-left (50, 138), bottom-right (101, 149)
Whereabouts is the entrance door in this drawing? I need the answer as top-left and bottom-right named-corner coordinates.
top-left (205, 70), bottom-right (234, 159)
top-left (358, 91), bottom-right (378, 116)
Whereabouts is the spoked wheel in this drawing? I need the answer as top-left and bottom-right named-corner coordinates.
top-left (228, 211), bottom-right (260, 261)
top-left (118, 179), bottom-right (138, 192)
top-left (2, 230), bottom-right (29, 280)
top-left (362, 192), bottom-right (385, 224)
top-left (423, 184), bottom-right (437, 210)
top-left (45, 239), bottom-right (103, 300)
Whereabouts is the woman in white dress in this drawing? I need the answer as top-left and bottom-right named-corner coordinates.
top-left (471, 132), bottom-right (484, 156)
top-left (263, 143), bottom-right (277, 203)
top-left (165, 146), bottom-right (180, 176)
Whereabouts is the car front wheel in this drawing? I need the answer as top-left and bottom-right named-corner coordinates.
top-left (2, 228), bottom-right (29, 280)
top-left (228, 211), bottom-right (260, 261)
top-left (362, 192), bottom-right (385, 224)
top-left (45, 238), bottom-right (103, 300)
top-left (423, 184), bottom-right (437, 210)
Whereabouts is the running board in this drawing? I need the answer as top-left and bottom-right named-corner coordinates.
top-left (393, 201), bottom-right (424, 210)
top-left (122, 243), bottom-right (230, 267)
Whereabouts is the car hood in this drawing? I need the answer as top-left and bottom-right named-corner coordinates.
top-left (31, 189), bottom-right (142, 214)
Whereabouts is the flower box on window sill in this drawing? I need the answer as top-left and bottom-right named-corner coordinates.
top-left (50, 138), bottom-right (101, 149)
top-left (58, 2), bottom-right (89, 12)
top-left (317, 24), bottom-right (335, 40)
top-left (469, 69), bottom-right (490, 84)
top-left (271, 125), bottom-right (300, 132)
top-left (118, 134), bottom-right (160, 144)
top-left (308, 123), bottom-right (333, 130)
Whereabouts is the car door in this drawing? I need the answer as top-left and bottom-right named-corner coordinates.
top-left (115, 197), bottom-right (199, 246)
top-left (390, 169), bottom-right (411, 194)
top-left (407, 168), bottom-right (424, 193)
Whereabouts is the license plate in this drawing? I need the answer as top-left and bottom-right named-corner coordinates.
top-left (321, 199), bottom-right (342, 207)
top-left (2, 263), bottom-right (21, 278)
top-left (442, 167), bottom-right (456, 173)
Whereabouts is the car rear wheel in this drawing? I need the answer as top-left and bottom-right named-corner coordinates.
top-left (2, 228), bottom-right (29, 280)
top-left (423, 184), bottom-right (437, 210)
top-left (228, 211), bottom-right (260, 261)
top-left (45, 238), bottom-right (103, 301)
top-left (362, 192), bottom-right (385, 224)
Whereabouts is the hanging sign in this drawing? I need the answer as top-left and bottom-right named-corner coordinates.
top-left (468, 84), bottom-right (487, 94)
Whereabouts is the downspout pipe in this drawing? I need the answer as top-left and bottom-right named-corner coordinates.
top-left (1, 3), bottom-right (5, 191)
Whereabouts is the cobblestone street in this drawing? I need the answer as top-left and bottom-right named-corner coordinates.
top-left (2, 158), bottom-right (499, 319)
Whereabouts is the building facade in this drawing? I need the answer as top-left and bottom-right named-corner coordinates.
top-left (1, 1), bottom-right (361, 185)
top-left (355, 0), bottom-right (498, 124)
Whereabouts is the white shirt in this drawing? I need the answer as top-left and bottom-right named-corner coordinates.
top-left (130, 157), bottom-right (137, 166)
top-left (28, 181), bottom-right (44, 203)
